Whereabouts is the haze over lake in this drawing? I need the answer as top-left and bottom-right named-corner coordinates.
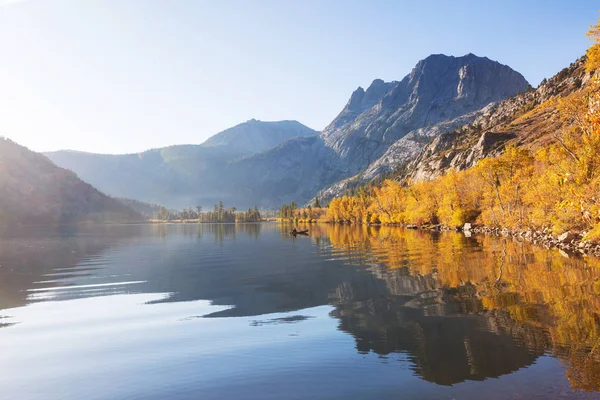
top-left (0, 223), bottom-right (599, 399)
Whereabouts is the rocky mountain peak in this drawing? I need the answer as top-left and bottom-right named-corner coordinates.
top-left (313, 54), bottom-right (531, 201)
top-left (321, 53), bottom-right (529, 162)
top-left (346, 86), bottom-right (366, 111)
top-left (404, 53), bottom-right (528, 105)
top-left (44, 53), bottom-right (535, 209)
top-left (345, 78), bottom-right (399, 115)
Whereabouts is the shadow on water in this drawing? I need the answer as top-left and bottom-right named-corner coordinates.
top-left (1, 222), bottom-right (600, 390)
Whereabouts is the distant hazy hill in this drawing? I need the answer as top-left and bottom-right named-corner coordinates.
top-left (46, 120), bottom-right (318, 208)
top-left (201, 119), bottom-right (318, 155)
top-left (0, 138), bottom-right (143, 225)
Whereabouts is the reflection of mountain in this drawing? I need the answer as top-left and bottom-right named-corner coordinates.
top-left (2, 224), bottom-right (600, 390)
top-left (328, 270), bottom-right (545, 385)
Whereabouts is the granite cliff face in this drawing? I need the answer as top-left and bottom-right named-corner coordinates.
top-left (46, 54), bottom-right (530, 208)
top-left (406, 57), bottom-right (589, 182)
top-left (322, 54), bottom-right (528, 169)
top-left (318, 58), bottom-right (589, 202)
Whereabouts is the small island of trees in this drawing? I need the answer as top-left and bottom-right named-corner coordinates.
top-left (154, 201), bottom-right (262, 223)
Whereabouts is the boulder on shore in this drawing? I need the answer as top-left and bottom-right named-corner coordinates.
top-left (558, 231), bottom-right (577, 243)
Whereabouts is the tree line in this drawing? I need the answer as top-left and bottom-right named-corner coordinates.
top-left (278, 196), bottom-right (327, 221)
top-left (155, 201), bottom-right (262, 223)
top-left (279, 202), bottom-right (298, 219)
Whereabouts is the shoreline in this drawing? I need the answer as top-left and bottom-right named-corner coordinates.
top-left (372, 222), bottom-right (600, 258)
top-left (461, 226), bottom-right (600, 258)
top-left (294, 220), bottom-right (600, 258)
top-left (424, 224), bottom-right (600, 258)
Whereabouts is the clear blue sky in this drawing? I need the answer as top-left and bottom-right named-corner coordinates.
top-left (0, 0), bottom-right (597, 154)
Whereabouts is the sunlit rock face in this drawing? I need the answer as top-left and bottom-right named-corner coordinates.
top-left (322, 54), bottom-right (528, 168)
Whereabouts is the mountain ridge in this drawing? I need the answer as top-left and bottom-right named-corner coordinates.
top-left (45, 53), bottom-right (530, 209)
top-left (46, 119), bottom-right (319, 208)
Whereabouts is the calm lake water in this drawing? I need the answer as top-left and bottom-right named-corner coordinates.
top-left (1, 223), bottom-right (600, 399)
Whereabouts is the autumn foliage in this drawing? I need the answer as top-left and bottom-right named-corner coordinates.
top-left (327, 18), bottom-right (600, 240)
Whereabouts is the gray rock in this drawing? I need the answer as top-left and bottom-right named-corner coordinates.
top-left (558, 232), bottom-right (577, 243)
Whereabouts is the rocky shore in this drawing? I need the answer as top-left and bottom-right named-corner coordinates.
top-left (416, 223), bottom-right (600, 258)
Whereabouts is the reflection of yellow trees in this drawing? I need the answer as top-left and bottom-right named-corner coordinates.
top-left (317, 223), bottom-right (600, 390)
top-left (326, 17), bottom-right (600, 240)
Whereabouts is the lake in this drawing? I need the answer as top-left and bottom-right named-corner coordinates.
top-left (0, 223), bottom-right (599, 399)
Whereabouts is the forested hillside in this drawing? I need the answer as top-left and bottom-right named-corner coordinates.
top-left (0, 138), bottom-right (143, 225)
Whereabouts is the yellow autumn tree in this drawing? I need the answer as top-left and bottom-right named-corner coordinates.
top-left (436, 169), bottom-right (484, 227)
top-left (550, 17), bottom-right (600, 238)
top-left (473, 145), bottom-right (534, 228)
top-left (369, 179), bottom-right (406, 224)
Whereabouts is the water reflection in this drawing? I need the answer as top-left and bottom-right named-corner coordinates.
top-left (0, 223), bottom-right (599, 394)
top-left (311, 224), bottom-right (600, 391)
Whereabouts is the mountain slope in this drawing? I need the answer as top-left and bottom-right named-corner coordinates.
top-left (323, 54), bottom-right (528, 167)
top-left (116, 197), bottom-right (165, 218)
top-left (224, 136), bottom-right (342, 206)
top-left (0, 138), bottom-right (142, 225)
top-left (229, 54), bottom-right (530, 207)
top-left (322, 42), bottom-right (600, 243)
